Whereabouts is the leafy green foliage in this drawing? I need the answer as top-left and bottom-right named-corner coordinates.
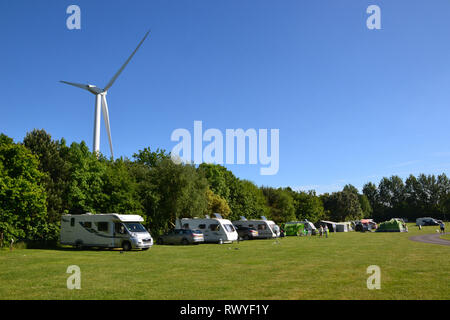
top-left (0, 135), bottom-right (51, 241)
top-left (2, 128), bottom-right (450, 243)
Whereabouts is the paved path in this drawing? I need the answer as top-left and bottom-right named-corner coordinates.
top-left (409, 232), bottom-right (450, 246)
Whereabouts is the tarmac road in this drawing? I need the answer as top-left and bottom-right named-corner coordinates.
top-left (409, 232), bottom-right (450, 246)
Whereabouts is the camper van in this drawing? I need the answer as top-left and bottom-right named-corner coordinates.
top-left (175, 214), bottom-right (238, 244)
top-left (232, 216), bottom-right (280, 239)
top-left (60, 213), bottom-right (153, 251)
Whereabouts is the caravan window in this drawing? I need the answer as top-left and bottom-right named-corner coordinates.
top-left (223, 224), bottom-right (235, 233)
top-left (83, 222), bottom-right (92, 228)
top-left (209, 224), bottom-right (219, 231)
top-left (198, 224), bottom-right (206, 229)
top-left (182, 223), bottom-right (189, 229)
top-left (97, 222), bottom-right (108, 232)
top-left (258, 224), bottom-right (267, 230)
top-left (70, 218), bottom-right (75, 227)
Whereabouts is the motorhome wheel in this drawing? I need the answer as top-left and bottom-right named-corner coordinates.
top-left (122, 241), bottom-right (132, 251)
top-left (75, 240), bottom-right (83, 249)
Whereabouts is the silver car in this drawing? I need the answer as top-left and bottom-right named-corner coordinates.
top-left (156, 229), bottom-right (204, 245)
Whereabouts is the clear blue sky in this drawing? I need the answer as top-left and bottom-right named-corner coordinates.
top-left (1, 0), bottom-right (450, 193)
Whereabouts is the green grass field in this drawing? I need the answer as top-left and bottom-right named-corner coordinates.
top-left (441, 234), bottom-right (450, 241)
top-left (1, 224), bottom-right (449, 300)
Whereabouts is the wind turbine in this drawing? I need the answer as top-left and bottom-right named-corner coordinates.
top-left (60, 30), bottom-right (150, 159)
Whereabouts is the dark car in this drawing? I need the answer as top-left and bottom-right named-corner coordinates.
top-left (235, 226), bottom-right (259, 240)
top-left (156, 229), bottom-right (204, 245)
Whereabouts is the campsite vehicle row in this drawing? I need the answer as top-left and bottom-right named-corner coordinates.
top-left (60, 213), bottom-right (435, 251)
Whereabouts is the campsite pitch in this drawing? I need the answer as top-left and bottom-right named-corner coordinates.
top-left (0, 224), bottom-right (449, 300)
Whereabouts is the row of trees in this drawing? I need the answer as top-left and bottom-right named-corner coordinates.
top-left (362, 174), bottom-right (450, 222)
top-left (1, 129), bottom-right (449, 243)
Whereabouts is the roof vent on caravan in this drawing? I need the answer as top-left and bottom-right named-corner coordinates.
top-left (240, 216), bottom-right (247, 221)
top-left (85, 212), bottom-right (93, 215)
top-left (205, 215), bottom-right (210, 219)
top-left (213, 213), bottom-right (223, 219)
top-left (261, 216), bottom-right (267, 221)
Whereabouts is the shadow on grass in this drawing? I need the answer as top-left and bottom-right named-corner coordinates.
top-left (3, 240), bottom-right (148, 252)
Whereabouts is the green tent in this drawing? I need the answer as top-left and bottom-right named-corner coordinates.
top-left (376, 219), bottom-right (407, 232)
top-left (283, 223), bottom-right (305, 236)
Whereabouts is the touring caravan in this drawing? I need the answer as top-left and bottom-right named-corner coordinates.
top-left (60, 213), bottom-right (153, 251)
top-left (175, 214), bottom-right (238, 244)
top-left (232, 216), bottom-right (280, 239)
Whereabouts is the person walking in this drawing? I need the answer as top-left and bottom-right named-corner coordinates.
top-left (439, 221), bottom-right (445, 234)
top-left (319, 225), bottom-right (324, 238)
top-left (325, 225), bottom-right (329, 238)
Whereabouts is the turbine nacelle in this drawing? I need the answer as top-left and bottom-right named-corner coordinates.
top-left (59, 81), bottom-right (105, 95)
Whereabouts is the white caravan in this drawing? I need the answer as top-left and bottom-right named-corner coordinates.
top-left (175, 214), bottom-right (238, 244)
top-left (60, 213), bottom-right (153, 250)
top-left (232, 216), bottom-right (280, 239)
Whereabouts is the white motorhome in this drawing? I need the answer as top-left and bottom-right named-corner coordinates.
top-left (232, 216), bottom-right (280, 239)
top-left (175, 214), bottom-right (238, 244)
top-left (60, 213), bottom-right (153, 251)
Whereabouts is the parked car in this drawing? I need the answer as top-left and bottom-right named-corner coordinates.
top-left (156, 229), bottom-right (204, 245)
top-left (416, 217), bottom-right (439, 226)
top-left (355, 219), bottom-right (377, 232)
top-left (235, 225), bottom-right (259, 240)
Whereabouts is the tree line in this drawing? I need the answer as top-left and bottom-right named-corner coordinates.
top-left (0, 129), bottom-right (449, 243)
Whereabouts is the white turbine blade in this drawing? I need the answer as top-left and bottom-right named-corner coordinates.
top-left (103, 30), bottom-right (150, 91)
top-left (60, 81), bottom-right (90, 91)
top-left (101, 95), bottom-right (114, 159)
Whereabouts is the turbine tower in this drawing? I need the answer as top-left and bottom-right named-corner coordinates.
top-left (61, 30), bottom-right (150, 159)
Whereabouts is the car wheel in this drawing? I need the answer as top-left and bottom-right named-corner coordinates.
top-left (122, 241), bottom-right (132, 251)
top-left (181, 238), bottom-right (189, 245)
top-left (218, 238), bottom-right (223, 244)
top-left (244, 235), bottom-right (250, 240)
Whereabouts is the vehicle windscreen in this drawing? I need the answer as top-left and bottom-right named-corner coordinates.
top-left (124, 223), bottom-right (147, 233)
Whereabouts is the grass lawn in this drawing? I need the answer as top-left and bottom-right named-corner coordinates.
top-left (0, 224), bottom-right (449, 300)
top-left (440, 234), bottom-right (450, 241)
